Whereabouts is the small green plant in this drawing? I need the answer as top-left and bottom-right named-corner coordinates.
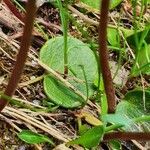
top-left (0, 0), bottom-right (150, 149)
top-left (18, 130), bottom-right (54, 145)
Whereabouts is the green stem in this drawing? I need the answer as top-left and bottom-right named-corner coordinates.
top-left (79, 65), bottom-right (89, 102)
top-left (13, 0), bottom-right (26, 12)
top-left (105, 124), bottom-right (123, 132)
top-left (57, 0), bottom-right (68, 78)
top-left (134, 115), bottom-right (150, 123)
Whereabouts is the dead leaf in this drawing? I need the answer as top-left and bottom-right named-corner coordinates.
top-left (75, 111), bottom-right (103, 126)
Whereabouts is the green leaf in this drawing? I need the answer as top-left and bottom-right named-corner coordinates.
top-left (123, 89), bottom-right (150, 114)
top-left (101, 93), bottom-right (108, 115)
top-left (131, 44), bottom-right (150, 75)
top-left (109, 140), bottom-right (122, 150)
top-left (81, 0), bottom-right (100, 10)
top-left (107, 28), bottom-right (120, 47)
top-left (126, 27), bottom-right (150, 75)
top-left (81, 0), bottom-right (123, 10)
top-left (94, 75), bottom-right (108, 115)
top-left (68, 125), bottom-right (104, 149)
top-left (78, 124), bottom-right (90, 135)
top-left (44, 75), bottom-right (84, 108)
top-left (18, 130), bottom-right (54, 145)
top-left (116, 89), bottom-right (150, 131)
top-left (102, 114), bottom-right (132, 127)
top-left (110, 0), bottom-right (123, 9)
top-left (127, 28), bottom-right (150, 45)
top-left (40, 36), bottom-right (97, 108)
top-left (122, 28), bottom-right (135, 38)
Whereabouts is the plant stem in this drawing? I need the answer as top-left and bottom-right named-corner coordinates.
top-left (0, 0), bottom-right (36, 112)
top-left (13, 0), bottom-right (49, 40)
top-left (79, 65), bottom-right (89, 102)
top-left (3, 0), bottom-right (25, 22)
top-left (57, 0), bottom-right (68, 78)
top-left (13, 0), bottom-right (26, 12)
top-left (105, 124), bottom-right (123, 132)
top-left (134, 115), bottom-right (150, 123)
top-left (98, 0), bottom-right (116, 113)
top-left (104, 132), bottom-right (150, 141)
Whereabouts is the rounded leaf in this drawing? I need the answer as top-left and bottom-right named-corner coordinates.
top-left (44, 75), bottom-right (84, 108)
top-left (40, 36), bottom-right (97, 108)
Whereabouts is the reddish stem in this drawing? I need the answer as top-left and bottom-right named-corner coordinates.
top-left (64, 66), bottom-right (68, 79)
top-left (0, 0), bottom-right (36, 112)
top-left (99, 0), bottom-right (150, 142)
top-left (3, 0), bottom-right (25, 22)
top-left (98, 0), bottom-right (116, 113)
top-left (104, 132), bottom-right (150, 141)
